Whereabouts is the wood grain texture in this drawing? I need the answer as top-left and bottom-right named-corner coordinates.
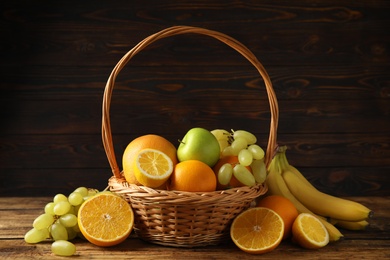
top-left (1, 0), bottom-right (389, 196)
top-left (1, 196), bottom-right (389, 259)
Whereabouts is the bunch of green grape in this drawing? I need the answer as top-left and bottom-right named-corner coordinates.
top-left (211, 129), bottom-right (267, 187)
top-left (24, 187), bottom-right (99, 256)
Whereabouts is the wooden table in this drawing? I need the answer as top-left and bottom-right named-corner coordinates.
top-left (1, 196), bottom-right (389, 259)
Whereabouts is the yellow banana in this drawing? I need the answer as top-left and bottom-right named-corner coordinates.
top-left (267, 148), bottom-right (315, 214)
top-left (277, 146), bottom-right (316, 189)
top-left (284, 163), bottom-right (316, 189)
top-left (282, 169), bottom-right (372, 222)
top-left (266, 158), bottom-right (343, 242)
top-left (276, 146), bottom-right (370, 232)
top-left (265, 168), bottom-right (284, 196)
top-left (278, 173), bottom-right (343, 241)
top-left (268, 167), bottom-right (314, 215)
top-left (334, 219), bottom-right (369, 231)
top-left (267, 148), bottom-right (284, 174)
top-left (318, 218), bottom-right (344, 242)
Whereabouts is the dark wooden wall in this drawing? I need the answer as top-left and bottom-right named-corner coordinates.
top-left (1, 0), bottom-right (389, 197)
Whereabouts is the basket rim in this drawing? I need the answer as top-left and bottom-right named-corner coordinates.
top-left (108, 175), bottom-right (268, 205)
top-left (102, 25), bottom-right (279, 181)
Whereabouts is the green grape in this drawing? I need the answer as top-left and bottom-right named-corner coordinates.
top-left (72, 222), bottom-right (80, 233)
top-left (44, 202), bottom-right (55, 215)
top-left (66, 227), bottom-right (78, 240)
top-left (73, 204), bottom-right (81, 216)
top-left (248, 144), bottom-right (265, 160)
top-left (33, 213), bottom-right (55, 230)
top-left (59, 214), bottom-right (78, 227)
top-left (83, 189), bottom-right (99, 201)
top-left (50, 222), bottom-right (68, 241)
top-left (53, 194), bottom-right (68, 204)
top-left (82, 196), bottom-right (92, 201)
top-left (231, 137), bottom-right (248, 154)
top-left (51, 240), bottom-right (76, 256)
top-left (24, 227), bottom-right (49, 244)
top-left (222, 146), bottom-right (235, 157)
top-left (66, 205), bottom-right (76, 215)
top-left (233, 164), bottom-right (256, 186)
top-left (233, 130), bottom-right (257, 145)
top-left (87, 188), bottom-right (99, 196)
top-left (68, 192), bottom-right (84, 206)
top-left (251, 159), bottom-right (267, 184)
top-left (54, 201), bottom-right (71, 216)
top-left (238, 149), bottom-right (253, 166)
top-left (211, 129), bottom-right (229, 140)
top-left (218, 163), bottom-right (233, 186)
top-left (73, 186), bottom-right (88, 197)
top-left (212, 129), bottom-right (231, 151)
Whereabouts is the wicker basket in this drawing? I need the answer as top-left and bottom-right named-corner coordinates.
top-left (104, 26), bottom-right (279, 247)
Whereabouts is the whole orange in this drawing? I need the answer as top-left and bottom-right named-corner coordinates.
top-left (122, 134), bottom-right (178, 187)
top-left (257, 195), bottom-right (299, 240)
top-left (169, 160), bottom-right (217, 192)
top-left (213, 156), bottom-right (252, 189)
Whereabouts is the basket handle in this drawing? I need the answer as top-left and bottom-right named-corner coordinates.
top-left (102, 26), bottom-right (279, 179)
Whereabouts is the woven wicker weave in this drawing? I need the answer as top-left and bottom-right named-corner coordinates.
top-left (103, 26), bottom-right (279, 247)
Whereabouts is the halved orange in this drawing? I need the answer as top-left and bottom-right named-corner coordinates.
top-left (292, 213), bottom-right (329, 249)
top-left (133, 148), bottom-right (174, 188)
top-left (257, 195), bottom-right (299, 239)
top-left (78, 192), bottom-right (134, 247)
top-left (230, 207), bottom-right (284, 254)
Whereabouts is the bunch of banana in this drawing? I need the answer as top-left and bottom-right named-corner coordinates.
top-left (266, 146), bottom-right (372, 242)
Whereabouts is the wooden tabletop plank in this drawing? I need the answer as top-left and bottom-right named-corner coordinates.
top-left (1, 238), bottom-right (390, 260)
top-left (0, 196), bottom-right (389, 259)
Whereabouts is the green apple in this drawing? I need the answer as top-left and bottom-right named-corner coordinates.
top-left (177, 127), bottom-right (220, 167)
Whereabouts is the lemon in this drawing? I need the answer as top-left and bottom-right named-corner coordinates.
top-left (133, 148), bottom-right (173, 188)
top-left (292, 213), bottom-right (330, 249)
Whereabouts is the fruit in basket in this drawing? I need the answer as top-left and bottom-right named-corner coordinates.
top-left (213, 156), bottom-right (252, 189)
top-left (169, 160), bottom-right (217, 192)
top-left (219, 130), bottom-right (262, 157)
top-left (266, 145), bottom-right (373, 242)
top-left (78, 192), bottom-right (134, 247)
top-left (292, 213), bottom-right (329, 249)
top-left (123, 134), bottom-right (178, 185)
top-left (211, 128), bottom-right (268, 189)
top-left (177, 127), bottom-right (220, 167)
top-left (211, 129), bottom-right (232, 157)
top-left (257, 195), bottom-right (298, 239)
top-left (210, 129), bottom-right (266, 188)
top-left (133, 148), bottom-right (174, 188)
top-left (233, 129), bottom-right (257, 144)
top-left (250, 159), bottom-right (267, 184)
top-left (233, 164), bottom-right (256, 186)
top-left (230, 207), bottom-right (284, 254)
